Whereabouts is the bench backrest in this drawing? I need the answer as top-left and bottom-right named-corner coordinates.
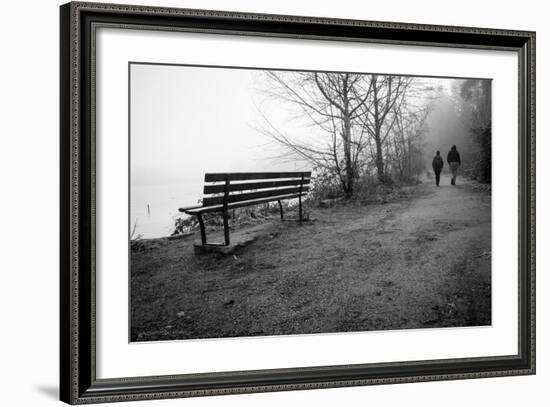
top-left (202, 172), bottom-right (311, 207)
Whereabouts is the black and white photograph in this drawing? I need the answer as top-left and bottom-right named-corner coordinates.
top-left (129, 63), bottom-right (492, 342)
top-left (1, 0), bottom-right (544, 404)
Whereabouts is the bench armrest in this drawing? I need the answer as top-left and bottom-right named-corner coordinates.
top-left (179, 205), bottom-right (203, 213)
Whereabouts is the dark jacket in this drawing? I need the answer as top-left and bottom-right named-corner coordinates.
top-left (447, 148), bottom-right (461, 165)
top-left (432, 155), bottom-right (444, 172)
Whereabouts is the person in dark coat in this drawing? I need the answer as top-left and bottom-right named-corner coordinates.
top-left (447, 145), bottom-right (461, 185)
top-left (431, 151), bottom-right (444, 187)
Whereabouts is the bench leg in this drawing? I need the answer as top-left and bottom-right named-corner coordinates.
top-left (277, 200), bottom-right (284, 220)
top-left (197, 214), bottom-right (207, 245)
top-left (223, 209), bottom-right (230, 246)
top-left (298, 195), bottom-right (303, 221)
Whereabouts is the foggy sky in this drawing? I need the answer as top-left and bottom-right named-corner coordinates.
top-left (130, 63), bottom-right (484, 237)
top-left (131, 64), bottom-right (473, 187)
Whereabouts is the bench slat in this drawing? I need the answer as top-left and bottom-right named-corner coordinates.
top-left (181, 192), bottom-right (307, 215)
top-left (202, 186), bottom-right (309, 206)
top-left (203, 178), bottom-right (311, 195)
top-left (204, 171), bottom-right (311, 182)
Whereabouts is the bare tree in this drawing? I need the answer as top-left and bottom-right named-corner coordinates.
top-left (260, 71), bottom-right (373, 196)
top-left (355, 75), bottom-right (413, 183)
top-left (258, 71), bottom-right (428, 196)
top-left (387, 101), bottom-right (430, 180)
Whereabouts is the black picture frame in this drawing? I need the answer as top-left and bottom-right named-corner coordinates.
top-left (60, 1), bottom-right (536, 404)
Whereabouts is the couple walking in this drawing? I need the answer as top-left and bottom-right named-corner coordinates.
top-left (431, 145), bottom-right (461, 187)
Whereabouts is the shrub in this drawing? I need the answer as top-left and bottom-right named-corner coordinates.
top-left (171, 215), bottom-right (198, 236)
top-left (308, 172), bottom-right (345, 204)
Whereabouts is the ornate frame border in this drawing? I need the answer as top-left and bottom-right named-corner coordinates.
top-left (60, 2), bottom-right (535, 404)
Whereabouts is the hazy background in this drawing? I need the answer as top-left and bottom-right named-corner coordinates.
top-left (130, 63), bottom-right (475, 238)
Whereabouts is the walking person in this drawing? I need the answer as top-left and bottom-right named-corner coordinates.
top-left (431, 151), bottom-right (444, 187)
top-left (447, 145), bottom-right (461, 185)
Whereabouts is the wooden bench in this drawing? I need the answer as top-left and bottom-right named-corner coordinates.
top-left (179, 171), bottom-right (311, 246)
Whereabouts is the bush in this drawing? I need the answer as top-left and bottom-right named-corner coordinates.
top-left (171, 201), bottom-right (302, 236)
top-left (309, 169), bottom-right (418, 206)
top-left (351, 173), bottom-right (380, 203)
top-left (308, 172), bottom-right (345, 203)
top-left (172, 215), bottom-right (198, 236)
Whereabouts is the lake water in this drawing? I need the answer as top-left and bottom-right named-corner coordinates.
top-left (131, 182), bottom-right (203, 239)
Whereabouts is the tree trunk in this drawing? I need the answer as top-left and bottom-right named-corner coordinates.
top-left (343, 113), bottom-right (354, 195)
top-left (341, 75), bottom-right (355, 196)
top-left (375, 135), bottom-right (385, 183)
top-left (372, 78), bottom-right (385, 183)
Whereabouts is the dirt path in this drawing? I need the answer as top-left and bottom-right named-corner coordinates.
top-left (131, 173), bottom-right (491, 341)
